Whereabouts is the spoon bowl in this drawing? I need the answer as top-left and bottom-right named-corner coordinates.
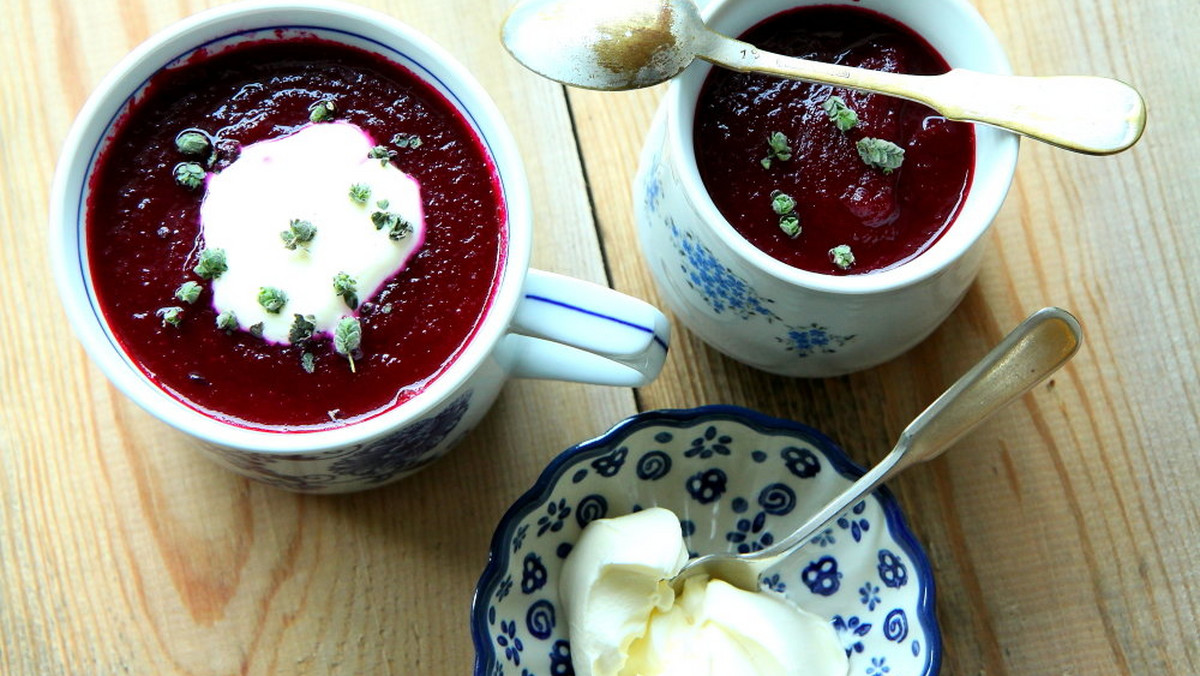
top-left (502, 0), bottom-right (1145, 154)
top-left (502, 0), bottom-right (702, 90)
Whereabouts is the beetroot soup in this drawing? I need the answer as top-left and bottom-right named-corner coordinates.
top-left (694, 5), bottom-right (975, 274)
top-left (86, 37), bottom-right (506, 431)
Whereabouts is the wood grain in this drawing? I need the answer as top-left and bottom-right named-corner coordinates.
top-left (2, 0), bottom-right (1197, 674)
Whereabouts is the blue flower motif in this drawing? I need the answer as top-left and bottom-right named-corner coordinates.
top-left (802, 556), bottom-right (843, 596)
top-left (762, 573), bottom-right (787, 593)
top-left (809, 529), bottom-right (836, 548)
top-left (521, 553), bottom-right (548, 594)
top-left (867, 656), bottom-right (891, 675)
top-left (832, 614), bottom-right (873, 655)
top-left (497, 619), bottom-right (525, 666)
top-left (329, 391), bottom-right (472, 483)
top-left (669, 223), bottom-right (778, 320)
top-left (837, 501), bottom-right (870, 542)
top-left (779, 324), bottom-right (854, 357)
top-left (495, 575), bottom-right (513, 601)
top-left (877, 549), bottom-right (909, 589)
top-left (512, 524), bottom-right (529, 553)
top-left (782, 446), bottom-right (821, 478)
top-left (685, 468), bottom-right (728, 504)
top-left (643, 154), bottom-right (664, 214)
top-left (591, 447), bottom-right (628, 477)
top-left (859, 581), bottom-right (881, 611)
top-left (537, 499), bottom-right (571, 537)
top-left (725, 511), bottom-right (775, 554)
top-left (685, 426), bottom-right (733, 459)
top-left (549, 640), bottom-right (573, 676)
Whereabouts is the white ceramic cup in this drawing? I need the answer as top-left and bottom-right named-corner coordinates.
top-left (50, 0), bottom-right (669, 493)
top-left (634, 0), bottom-right (1018, 377)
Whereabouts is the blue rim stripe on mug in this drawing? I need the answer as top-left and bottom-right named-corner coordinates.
top-left (524, 293), bottom-right (670, 352)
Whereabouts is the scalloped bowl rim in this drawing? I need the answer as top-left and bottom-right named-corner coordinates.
top-left (470, 404), bottom-right (942, 675)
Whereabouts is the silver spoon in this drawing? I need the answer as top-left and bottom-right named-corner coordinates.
top-left (501, 0), bottom-right (1145, 155)
top-left (669, 306), bottom-right (1082, 592)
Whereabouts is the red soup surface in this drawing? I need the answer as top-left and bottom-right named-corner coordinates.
top-left (86, 37), bottom-right (506, 431)
top-left (694, 6), bottom-right (976, 274)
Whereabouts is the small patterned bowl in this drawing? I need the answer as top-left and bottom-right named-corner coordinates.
top-left (472, 406), bottom-right (940, 676)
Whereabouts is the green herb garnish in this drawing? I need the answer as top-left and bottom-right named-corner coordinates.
top-left (334, 316), bottom-right (362, 373)
top-left (281, 219), bottom-right (317, 251)
top-left (174, 162), bottom-right (206, 190)
top-left (156, 306), bottom-right (183, 328)
top-left (391, 133), bottom-right (422, 148)
top-left (761, 131), bottom-right (793, 169)
top-left (770, 190), bottom-right (801, 238)
top-left (216, 309), bottom-right (238, 333)
top-left (856, 137), bottom-right (905, 173)
top-left (193, 248), bottom-right (228, 280)
top-left (301, 352), bottom-right (316, 374)
top-left (770, 190), bottom-right (796, 216)
top-left (779, 214), bottom-right (801, 239)
top-left (174, 281), bottom-right (202, 304)
top-left (257, 286), bottom-right (288, 314)
top-left (249, 322), bottom-right (265, 339)
top-left (349, 183), bottom-right (372, 204)
top-left (822, 96), bottom-right (859, 132)
top-left (829, 244), bottom-right (856, 270)
top-left (370, 208), bottom-right (413, 241)
top-left (175, 130), bottom-right (212, 157)
top-left (288, 313), bottom-right (316, 343)
top-left (367, 145), bottom-right (396, 166)
top-left (309, 99), bottom-right (336, 123)
top-left (333, 272), bottom-right (359, 309)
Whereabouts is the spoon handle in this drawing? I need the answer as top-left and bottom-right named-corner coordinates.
top-left (741, 307), bottom-right (1082, 571)
top-left (702, 36), bottom-right (1146, 155)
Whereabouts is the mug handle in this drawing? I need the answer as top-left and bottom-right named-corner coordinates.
top-left (500, 269), bottom-right (670, 386)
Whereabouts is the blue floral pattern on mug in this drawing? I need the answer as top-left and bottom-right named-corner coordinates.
top-left (202, 389), bottom-right (474, 491)
top-left (779, 323), bottom-right (854, 357)
top-left (474, 407), bottom-right (940, 676)
top-left (636, 116), bottom-right (859, 366)
top-left (668, 221), bottom-right (777, 321)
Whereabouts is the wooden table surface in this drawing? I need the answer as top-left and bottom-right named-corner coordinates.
top-left (2, 0), bottom-right (1197, 673)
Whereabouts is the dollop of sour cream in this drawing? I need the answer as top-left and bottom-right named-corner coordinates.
top-left (200, 122), bottom-right (425, 343)
top-left (559, 507), bottom-right (849, 676)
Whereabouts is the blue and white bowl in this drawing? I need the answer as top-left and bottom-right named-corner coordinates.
top-left (472, 406), bottom-right (940, 676)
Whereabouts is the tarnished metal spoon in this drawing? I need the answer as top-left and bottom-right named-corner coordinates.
top-left (501, 0), bottom-right (1145, 154)
top-left (669, 307), bottom-right (1082, 592)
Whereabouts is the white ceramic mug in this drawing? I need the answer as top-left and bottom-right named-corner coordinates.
top-left (634, 0), bottom-right (1018, 377)
top-left (50, 0), bottom-right (669, 493)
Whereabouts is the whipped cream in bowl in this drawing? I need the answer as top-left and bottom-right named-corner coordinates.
top-left (560, 507), bottom-right (848, 676)
top-left (473, 406), bottom-right (941, 676)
